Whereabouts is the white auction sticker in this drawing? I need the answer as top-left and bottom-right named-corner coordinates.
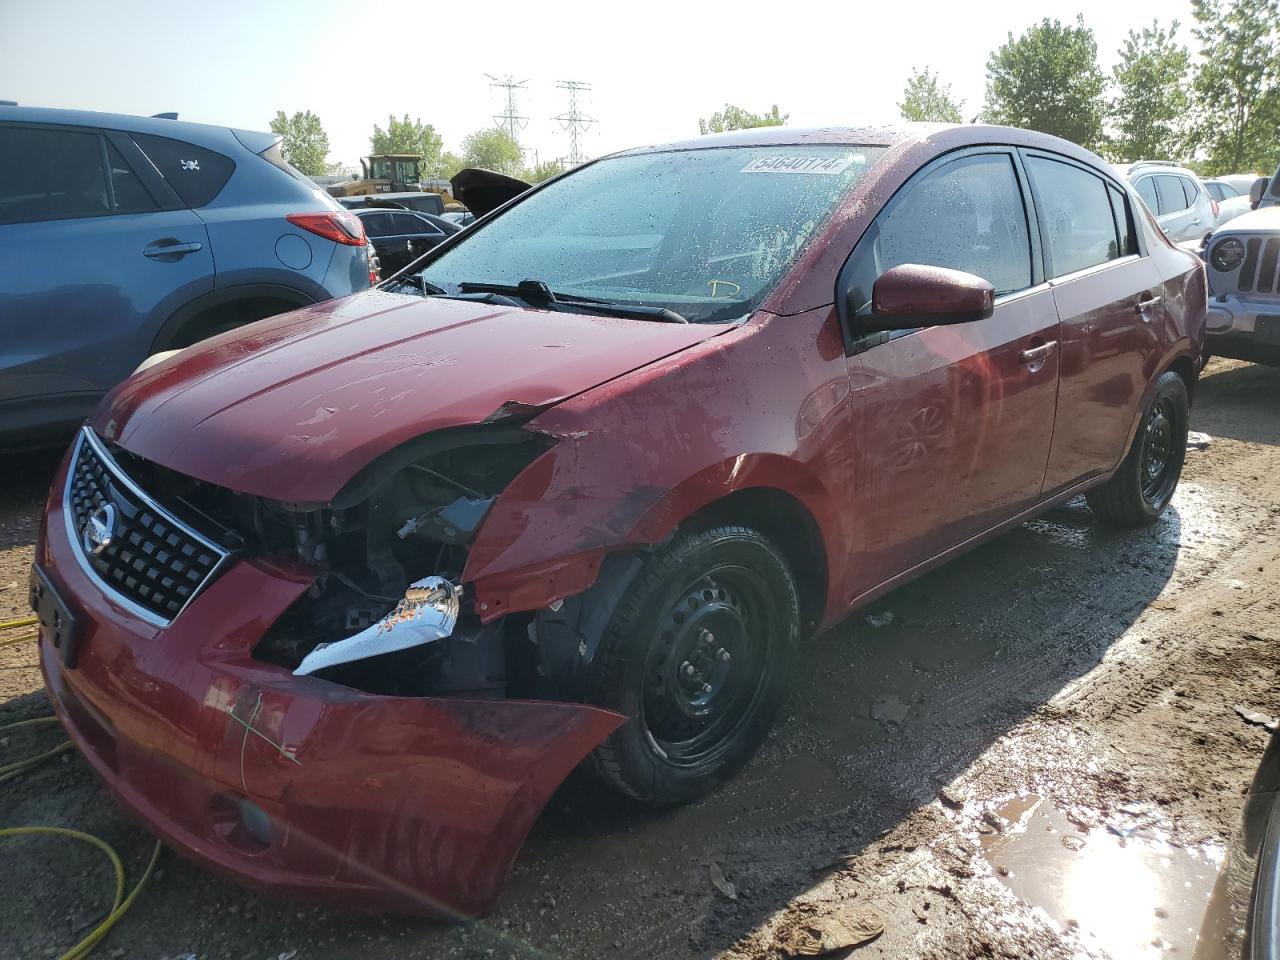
top-left (740, 155), bottom-right (861, 175)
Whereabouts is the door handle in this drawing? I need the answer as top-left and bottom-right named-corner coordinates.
top-left (1135, 295), bottom-right (1163, 319)
top-left (1189, 218), bottom-right (1202, 226)
top-left (1019, 340), bottom-right (1058, 365)
top-left (144, 240), bottom-right (203, 259)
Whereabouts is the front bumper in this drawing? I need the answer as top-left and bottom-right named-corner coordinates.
top-left (36, 451), bottom-right (624, 917)
top-left (1205, 296), bottom-right (1280, 364)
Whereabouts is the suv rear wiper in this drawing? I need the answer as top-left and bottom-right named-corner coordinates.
top-left (457, 279), bottom-right (689, 324)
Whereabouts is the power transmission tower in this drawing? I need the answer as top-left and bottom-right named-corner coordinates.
top-left (553, 80), bottom-right (595, 165)
top-left (485, 74), bottom-right (529, 144)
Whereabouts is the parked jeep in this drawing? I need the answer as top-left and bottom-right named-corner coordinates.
top-left (1203, 161), bottom-right (1280, 365)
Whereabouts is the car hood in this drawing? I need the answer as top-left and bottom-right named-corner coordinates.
top-left (95, 291), bottom-right (728, 502)
top-left (1213, 203), bottom-right (1280, 234)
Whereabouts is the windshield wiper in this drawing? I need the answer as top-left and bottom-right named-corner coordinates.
top-left (456, 279), bottom-right (689, 324)
top-left (395, 274), bottom-right (447, 296)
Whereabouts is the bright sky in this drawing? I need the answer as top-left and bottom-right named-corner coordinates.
top-left (1, 0), bottom-right (1195, 168)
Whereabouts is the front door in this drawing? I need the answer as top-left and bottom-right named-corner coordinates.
top-left (838, 148), bottom-right (1060, 603)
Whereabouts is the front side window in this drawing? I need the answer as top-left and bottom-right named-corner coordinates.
top-left (418, 145), bottom-right (887, 323)
top-left (843, 152), bottom-right (1032, 312)
top-left (1155, 175), bottom-right (1187, 214)
top-left (1026, 156), bottom-right (1119, 277)
top-left (0, 126), bottom-right (109, 224)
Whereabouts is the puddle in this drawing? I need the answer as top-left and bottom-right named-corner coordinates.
top-left (982, 796), bottom-right (1223, 957)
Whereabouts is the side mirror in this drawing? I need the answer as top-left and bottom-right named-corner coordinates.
top-left (852, 264), bottom-right (995, 334)
top-left (1250, 176), bottom-right (1270, 209)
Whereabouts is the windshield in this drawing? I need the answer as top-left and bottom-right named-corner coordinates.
top-left (416, 145), bottom-right (887, 323)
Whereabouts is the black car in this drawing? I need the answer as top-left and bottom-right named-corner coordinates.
top-left (351, 208), bottom-right (458, 275)
top-left (337, 191), bottom-right (445, 216)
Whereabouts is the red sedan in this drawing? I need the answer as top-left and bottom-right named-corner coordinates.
top-left (32, 123), bottom-right (1205, 916)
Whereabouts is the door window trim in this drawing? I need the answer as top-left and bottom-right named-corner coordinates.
top-left (835, 144), bottom-right (1042, 357)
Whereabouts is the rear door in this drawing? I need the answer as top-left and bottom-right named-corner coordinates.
top-left (0, 124), bottom-right (213, 438)
top-left (1024, 152), bottom-right (1165, 494)
top-left (1155, 174), bottom-right (1195, 241)
top-left (839, 148), bottom-right (1061, 595)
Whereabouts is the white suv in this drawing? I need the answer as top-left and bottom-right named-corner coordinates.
top-left (1123, 161), bottom-right (1217, 243)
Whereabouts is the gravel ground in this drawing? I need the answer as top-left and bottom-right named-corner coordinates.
top-left (1, 357), bottom-right (1278, 960)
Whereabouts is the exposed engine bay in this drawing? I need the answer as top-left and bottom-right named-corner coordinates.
top-left (107, 428), bottom-right (571, 699)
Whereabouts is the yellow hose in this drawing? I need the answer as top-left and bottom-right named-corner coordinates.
top-left (1, 718), bottom-right (163, 958)
top-left (0, 615), bottom-right (37, 631)
top-left (0, 630), bottom-right (37, 648)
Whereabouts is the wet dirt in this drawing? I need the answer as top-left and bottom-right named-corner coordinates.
top-left (2, 358), bottom-right (1280, 959)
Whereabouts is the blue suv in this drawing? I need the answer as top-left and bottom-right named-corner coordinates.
top-left (0, 106), bottom-right (374, 448)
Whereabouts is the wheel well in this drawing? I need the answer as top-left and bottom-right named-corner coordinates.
top-left (679, 487), bottom-right (828, 632)
top-left (158, 296), bottom-right (302, 351)
top-left (1169, 355), bottom-right (1196, 406)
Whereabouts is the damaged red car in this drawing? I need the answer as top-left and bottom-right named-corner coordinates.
top-left (32, 124), bottom-right (1206, 916)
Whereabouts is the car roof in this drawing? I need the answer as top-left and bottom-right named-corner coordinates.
top-left (1121, 161), bottom-right (1198, 178)
top-left (0, 104), bottom-right (276, 156)
top-left (622, 124), bottom-right (920, 155)
top-left (375, 192), bottom-right (438, 201)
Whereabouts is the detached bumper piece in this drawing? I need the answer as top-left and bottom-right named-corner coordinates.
top-left (37, 452), bottom-right (625, 917)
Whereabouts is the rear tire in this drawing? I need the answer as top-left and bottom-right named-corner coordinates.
top-left (1086, 370), bottom-right (1189, 526)
top-left (585, 525), bottom-right (799, 805)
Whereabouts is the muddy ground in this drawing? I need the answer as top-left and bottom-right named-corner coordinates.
top-left (1, 358), bottom-right (1278, 960)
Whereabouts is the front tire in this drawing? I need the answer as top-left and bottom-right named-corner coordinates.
top-left (585, 525), bottom-right (800, 804)
top-left (1086, 370), bottom-right (1189, 525)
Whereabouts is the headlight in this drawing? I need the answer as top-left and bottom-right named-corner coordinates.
top-left (1211, 237), bottom-right (1246, 272)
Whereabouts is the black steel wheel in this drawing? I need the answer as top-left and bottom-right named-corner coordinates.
top-left (1087, 370), bottom-right (1189, 525)
top-left (585, 525), bottom-right (800, 804)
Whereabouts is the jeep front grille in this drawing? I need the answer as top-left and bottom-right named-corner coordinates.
top-left (64, 428), bottom-right (230, 625)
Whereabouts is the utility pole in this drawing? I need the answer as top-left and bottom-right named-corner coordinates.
top-left (485, 74), bottom-right (529, 144)
top-left (553, 80), bottom-right (595, 165)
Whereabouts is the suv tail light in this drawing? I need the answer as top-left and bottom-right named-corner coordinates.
top-left (1210, 197), bottom-right (1220, 218)
top-left (286, 211), bottom-right (366, 246)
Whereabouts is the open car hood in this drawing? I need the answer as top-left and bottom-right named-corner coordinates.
top-left (450, 167), bottom-right (532, 216)
top-left (95, 291), bottom-right (725, 503)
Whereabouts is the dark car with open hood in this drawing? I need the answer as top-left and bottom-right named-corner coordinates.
top-left (33, 123), bottom-right (1205, 917)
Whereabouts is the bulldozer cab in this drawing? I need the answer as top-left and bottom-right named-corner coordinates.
top-left (361, 155), bottom-right (422, 191)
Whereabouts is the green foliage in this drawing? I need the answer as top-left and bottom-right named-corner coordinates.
top-left (1191, 0), bottom-right (1280, 175)
top-left (268, 110), bottom-right (330, 177)
top-left (525, 158), bottom-right (568, 183)
top-left (1107, 21), bottom-right (1191, 162)
top-left (370, 115), bottom-right (444, 174)
top-left (698, 104), bottom-right (788, 135)
top-left (983, 16), bottom-right (1107, 149)
top-left (899, 68), bottom-right (964, 123)
top-left (458, 128), bottom-right (525, 177)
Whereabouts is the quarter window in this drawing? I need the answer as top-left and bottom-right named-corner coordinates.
top-left (106, 140), bottom-right (159, 214)
top-left (847, 152), bottom-right (1032, 308)
top-left (132, 133), bottom-right (235, 207)
top-left (0, 126), bottom-right (109, 224)
top-left (1179, 177), bottom-right (1199, 207)
top-left (1155, 175), bottom-right (1187, 214)
top-left (1108, 186), bottom-right (1138, 257)
top-left (1026, 156), bottom-right (1119, 277)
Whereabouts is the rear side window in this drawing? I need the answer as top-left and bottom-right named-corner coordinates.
top-left (1025, 156), bottom-right (1119, 277)
top-left (392, 212), bottom-right (440, 236)
top-left (0, 126), bottom-right (109, 223)
top-left (1220, 182), bottom-right (1240, 199)
top-left (860, 152), bottom-right (1033, 298)
top-left (132, 133), bottom-right (235, 207)
top-left (1205, 182), bottom-right (1224, 202)
top-left (1135, 176), bottom-right (1158, 212)
top-left (105, 140), bottom-right (159, 214)
top-left (1155, 175), bottom-right (1187, 214)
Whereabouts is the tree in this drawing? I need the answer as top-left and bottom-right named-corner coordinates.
top-left (1108, 21), bottom-right (1192, 161)
top-left (268, 110), bottom-right (330, 177)
top-left (525, 158), bottom-right (568, 183)
top-left (983, 16), bottom-right (1107, 149)
top-left (698, 104), bottom-right (788, 135)
top-left (439, 151), bottom-right (465, 180)
top-left (1190, 0), bottom-right (1280, 174)
top-left (899, 68), bottom-right (964, 123)
top-left (370, 115), bottom-right (444, 175)
top-left (458, 128), bottom-right (524, 177)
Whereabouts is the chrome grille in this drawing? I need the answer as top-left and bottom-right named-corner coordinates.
top-left (64, 428), bottom-right (230, 625)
